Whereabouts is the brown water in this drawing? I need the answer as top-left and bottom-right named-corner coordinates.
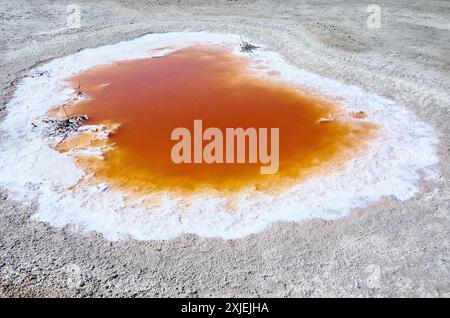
top-left (59, 45), bottom-right (375, 193)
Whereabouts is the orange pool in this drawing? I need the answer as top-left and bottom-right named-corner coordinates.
top-left (55, 45), bottom-right (375, 193)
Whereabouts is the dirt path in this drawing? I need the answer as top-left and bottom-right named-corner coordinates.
top-left (1, 0), bottom-right (449, 297)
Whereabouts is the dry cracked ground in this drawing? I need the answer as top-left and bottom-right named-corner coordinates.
top-left (0, 0), bottom-right (449, 297)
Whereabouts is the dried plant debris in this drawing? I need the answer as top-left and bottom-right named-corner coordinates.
top-left (27, 70), bottom-right (51, 78)
top-left (239, 37), bottom-right (259, 53)
top-left (42, 115), bottom-right (88, 137)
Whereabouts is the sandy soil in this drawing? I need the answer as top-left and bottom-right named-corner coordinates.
top-left (1, 0), bottom-right (449, 297)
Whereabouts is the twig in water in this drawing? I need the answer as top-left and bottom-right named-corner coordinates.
top-left (61, 104), bottom-right (71, 119)
top-left (76, 81), bottom-right (86, 99)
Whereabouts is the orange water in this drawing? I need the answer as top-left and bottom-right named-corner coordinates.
top-left (59, 46), bottom-right (375, 193)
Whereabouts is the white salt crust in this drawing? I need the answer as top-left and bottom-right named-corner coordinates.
top-left (0, 32), bottom-right (440, 240)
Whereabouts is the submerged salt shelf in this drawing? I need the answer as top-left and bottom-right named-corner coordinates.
top-left (0, 32), bottom-right (440, 240)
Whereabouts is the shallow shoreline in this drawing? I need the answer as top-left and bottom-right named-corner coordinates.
top-left (1, 0), bottom-right (449, 297)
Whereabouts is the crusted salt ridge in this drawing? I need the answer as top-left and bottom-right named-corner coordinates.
top-left (0, 32), bottom-right (440, 240)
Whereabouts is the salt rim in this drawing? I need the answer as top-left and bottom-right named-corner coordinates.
top-left (0, 32), bottom-right (440, 240)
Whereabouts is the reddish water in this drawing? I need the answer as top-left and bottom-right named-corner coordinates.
top-left (61, 46), bottom-right (374, 192)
